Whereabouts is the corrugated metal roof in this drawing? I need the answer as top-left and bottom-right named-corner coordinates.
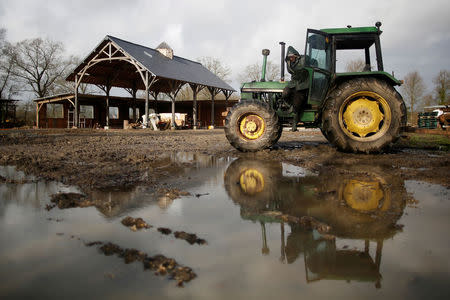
top-left (67, 35), bottom-right (235, 92)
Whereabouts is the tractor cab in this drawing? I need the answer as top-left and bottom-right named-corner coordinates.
top-left (286, 23), bottom-right (400, 108)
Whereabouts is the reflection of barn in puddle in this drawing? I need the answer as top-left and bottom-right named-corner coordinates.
top-left (83, 153), bottom-right (230, 218)
top-left (224, 159), bottom-right (407, 288)
top-left (170, 152), bottom-right (225, 168)
top-left (87, 187), bottom-right (152, 218)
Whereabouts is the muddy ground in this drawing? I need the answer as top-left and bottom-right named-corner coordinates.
top-left (0, 128), bottom-right (449, 192)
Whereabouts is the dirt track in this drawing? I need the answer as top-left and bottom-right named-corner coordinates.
top-left (0, 128), bottom-right (449, 192)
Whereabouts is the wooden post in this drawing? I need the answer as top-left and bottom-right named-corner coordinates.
top-left (74, 75), bottom-right (78, 128)
top-left (144, 73), bottom-right (149, 128)
top-left (132, 82), bottom-right (137, 122)
top-left (192, 85), bottom-right (198, 130)
top-left (171, 98), bottom-right (176, 130)
top-left (224, 90), bottom-right (233, 107)
top-left (143, 75), bottom-right (158, 128)
top-left (154, 92), bottom-right (159, 113)
top-left (105, 85), bottom-right (111, 129)
top-left (280, 222), bottom-right (286, 263)
top-left (224, 91), bottom-right (233, 126)
top-left (208, 87), bottom-right (217, 129)
top-left (190, 84), bottom-right (204, 130)
top-left (211, 93), bottom-right (215, 128)
top-left (13, 102), bottom-right (16, 123)
top-left (167, 81), bottom-right (183, 130)
top-left (35, 102), bottom-right (39, 128)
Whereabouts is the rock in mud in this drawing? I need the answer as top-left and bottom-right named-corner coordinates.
top-left (86, 241), bottom-right (196, 287)
top-left (157, 188), bottom-right (191, 201)
top-left (45, 204), bottom-right (57, 211)
top-left (171, 267), bottom-right (197, 287)
top-left (99, 242), bottom-right (124, 256)
top-left (121, 216), bottom-right (135, 226)
top-left (85, 241), bottom-right (103, 247)
top-left (121, 216), bottom-right (152, 230)
top-left (123, 248), bottom-right (147, 264)
top-left (157, 227), bottom-right (172, 235)
top-left (174, 231), bottom-right (207, 245)
top-left (135, 218), bottom-right (150, 229)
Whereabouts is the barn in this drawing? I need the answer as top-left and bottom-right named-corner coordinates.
top-left (34, 36), bottom-right (235, 129)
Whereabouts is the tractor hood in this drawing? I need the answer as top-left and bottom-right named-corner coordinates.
top-left (241, 80), bottom-right (288, 93)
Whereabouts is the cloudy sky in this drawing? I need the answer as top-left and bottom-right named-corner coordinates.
top-left (1, 0), bottom-right (449, 95)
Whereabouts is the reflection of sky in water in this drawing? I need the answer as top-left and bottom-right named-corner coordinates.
top-left (0, 162), bottom-right (449, 300)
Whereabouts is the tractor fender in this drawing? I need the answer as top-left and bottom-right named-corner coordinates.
top-left (334, 71), bottom-right (402, 87)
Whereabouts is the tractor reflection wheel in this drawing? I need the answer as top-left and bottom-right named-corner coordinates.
top-left (224, 158), bottom-right (283, 211)
top-left (321, 78), bottom-right (406, 153)
top-left (225, 100), bottom-right (280, 152)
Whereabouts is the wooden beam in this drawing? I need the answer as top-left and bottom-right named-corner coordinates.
top-left (143, 75), bottom-right (158, 128)
top-left (105, 84), bottom-right (111, 129)
top-left (74, 41), bottom-right (154, 93)
top-left (35, 102), bottom-right (39, 128)
top-left (74, 75), bottom-right (78, 127)
top-left (166, 80), bottom-right (184, 130)
top-left (222, 89), bottom-right (234, 110)
top-left (189, 84), bottom-right (205, 130)
top-left (208, 87), bottom-right (220, 129)
top-left (151, 91), bottom-right (159, 113)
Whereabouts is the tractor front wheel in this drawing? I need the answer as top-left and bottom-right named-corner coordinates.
top-left (321, 78), bottom-right (406, 153)
top-left (225, 100), bottom-right (280, 152)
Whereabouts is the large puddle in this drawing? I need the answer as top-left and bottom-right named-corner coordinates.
top-left (1, 154), bottom-right (449, 299)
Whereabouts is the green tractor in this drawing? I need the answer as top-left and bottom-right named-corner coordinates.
top-left (225, 22), bottom-right (406, 153)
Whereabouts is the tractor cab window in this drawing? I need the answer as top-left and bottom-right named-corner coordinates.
top-left (305, 31), bottom-right (331, 71)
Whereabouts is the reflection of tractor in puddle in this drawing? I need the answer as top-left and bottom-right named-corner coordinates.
top-left (224, 159), bottom-right (407, 288)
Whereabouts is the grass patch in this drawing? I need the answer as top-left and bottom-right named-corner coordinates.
top-left (397, 133), bottom-right (450, 151)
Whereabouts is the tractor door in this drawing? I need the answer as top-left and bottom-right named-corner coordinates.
top-left (304, 29), bottom-right (332, 106)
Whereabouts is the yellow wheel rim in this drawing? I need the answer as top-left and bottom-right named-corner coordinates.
top-left (239, 169), bottom-right (265, 195)
top-left (339, 91), bottom-right (391, 141)
top-left (342, 180), bottom-right (383, 211)
top-left (340, 176), bottom-right (391, 212)
top-left (238, 114), bottom-right (265, 140)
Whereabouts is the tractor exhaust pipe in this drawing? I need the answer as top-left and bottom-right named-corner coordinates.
top-left (279, 42), bottom-right (285, 81)
top-left (261, 49), bottom-right (270, 82)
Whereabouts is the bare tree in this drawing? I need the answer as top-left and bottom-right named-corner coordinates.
top-left (433, 70), bottom-right (449, 105)
top-left (197, 56), bottom-right (231, 82)
top-left (0, 28), bottom-right (5, 48)
top-left (238, 61), bottom-right (280, 83)
top-left (51, 55), bottom-right (95, 95)
top-left (0, 29), bottom-right (20, 99)
top-left (345, 59), bottom-right (366, 72)
top-left (10, 38), bottom-right (73, 98)
top-left (422, 93), bottom-right (436, 109)
top-left (176, 85), bottom-right (193, 100)
top-left (402, 71), bottom-right (426, 122)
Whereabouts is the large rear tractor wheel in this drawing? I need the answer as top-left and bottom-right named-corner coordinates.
top-left (321, 78), bottom-right (406, 153)
top-left (225, 100), bottom-right (281, 152)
